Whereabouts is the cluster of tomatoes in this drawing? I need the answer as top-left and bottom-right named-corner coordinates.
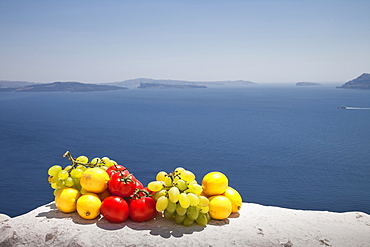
top-left (101, 165), bottom-right (157, 223)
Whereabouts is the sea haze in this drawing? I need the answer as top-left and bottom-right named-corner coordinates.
top-left (0, 86), bottom-right (369, 217)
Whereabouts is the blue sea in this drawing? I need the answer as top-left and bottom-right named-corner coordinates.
top-left (0, 85), bottom-right (369, 217)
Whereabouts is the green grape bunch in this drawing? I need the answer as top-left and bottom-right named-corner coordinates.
top-left (47, 151), bottom-right (117, 196)
top-left (147, 167), bottom-right (211, 227)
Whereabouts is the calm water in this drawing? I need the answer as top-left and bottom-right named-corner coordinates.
top-left (0, 86), bottom-right (369, 217)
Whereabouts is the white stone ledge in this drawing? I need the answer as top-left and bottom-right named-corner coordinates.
top-left (1, 202), bottom-right (369, 247)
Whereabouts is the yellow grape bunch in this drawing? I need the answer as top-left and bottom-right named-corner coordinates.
top-left (147, 167), bottom-right (210, 227)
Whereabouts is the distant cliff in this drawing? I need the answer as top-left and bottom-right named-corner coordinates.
top-left (1, 82), bottom-right (127, 92)
top-left (337, 73), bottom-right (370, 90)
top-left (0, 80), bottom-right (36, 88)
top-left (105, 78), bottom-right (256, 89)
top-left (138, 83), bottom-right (207, 89)
top-left (296, 82), bottom-right (321, 86)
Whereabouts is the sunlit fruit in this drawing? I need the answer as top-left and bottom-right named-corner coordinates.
top-left (76, 193), bottom-right (102, 219)
top-left (55, 187), bottom-right (81, 213)
top-left (80, 167), bottom-right (110, 193)
top-left (222, 186), bottom-right (242, 213)
top-left (97, 189), bottom-right (111, 201)
top-left (208, 195), bottom-right (232, 220)
top-left (202, 171), bottom-right (228, 196)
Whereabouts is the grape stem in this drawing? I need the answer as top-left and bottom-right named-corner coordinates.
top-left (63, 151), bottom-right (100, 169)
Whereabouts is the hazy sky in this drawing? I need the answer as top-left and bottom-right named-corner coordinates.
top-left (1, 0), bottom-right (369, 83)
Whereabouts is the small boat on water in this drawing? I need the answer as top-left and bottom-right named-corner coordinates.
top-left (337, 105), bottom-right (347, 109)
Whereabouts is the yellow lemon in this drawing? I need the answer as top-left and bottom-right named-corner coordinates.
top-left (55, 188), bottom-right (81, 213)
top-left (76, 193), bottom-right (102, 219)
top-left (208, 195), bottom-right (232, 220)
top-left (80, 167), bottom-right (110, 193)
top-left (202, 171), bottom-right (228, 196)
top-left (222, 186), bottom-right (242, 213)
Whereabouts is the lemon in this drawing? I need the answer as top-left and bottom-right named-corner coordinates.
top-left (201, 171), bottom-right (228, 196)
top-left (76, 193), bottom-right (102, 219)
top-left (80, 167), bottom-right (110, 193)
top-left (55, 188), bottom-right (81, 213)
top-left (208, 195), bottom-right (232, 220)
top-left (222, 186), bottom-right (242, 213)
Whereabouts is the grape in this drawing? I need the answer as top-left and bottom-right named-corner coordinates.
top-left (198, 196), bottom-right (209, 207)
top-left (175, 214), bottom-right (186, 224)
top-left (156, 196), bottom-right (169, 212)
top-left (48, 175), bottom-right (58, 184)
top-left (179, 193), bottom-right (190, 208)
top-left (164, 209), bottom-right (175, 219)
top-left (70, 168), bottom-right (83, 179)
top-left (101, 156), bottom-right (110, 163)
top-left (103, 159), bottom-right (114, 168)
top-left (73, 178), bottom-right (81, 190)
top-left (65, 177), bottom-right (74, 187)
top-left (48, 165), bottom-right (62, 176)
top-left (56, 179), bottom-right (65, 189)
top-left (64, 165), bottom-right (73, 171)
top-left (183, 216), bottom-right (194, 227)
top-left (168, 187), bottom-right (180, 203)
top-left (58, 170), bottom-right (69, 180)
top-left (187, 206), bottom-right (199, 220)
top-left (99, 166), bottom-right (108, 171)
top-left (148, 181), bottom-right (165, 192)
top-left (175, 179), bottom-right (187, 191)
top-left (166, 201), bottom-right (177, 213)
top-left (174, 167), bottom-right (185, 174)
top-left (53, 189), bottom-right (60, 196)
top-left (152, 189), bottom-right (167, 201)
top-left (199, 206), bottom-right (209, 214)
top-left (156, 171), bottom-right (168, 182)
top-left (164, 176), bottom-right (172, 186)
top-left (76, 165), bottom-right (86, 171)
top-left (76, 155), bottom-right (89, 163)
top-left (90, 157), bottom-right (101, 166)
top-left (187, 193), bottom-right (200, 206)
top-left (51, 183), bottom-right (58, 189)
top-left (181, 170), bottom-right (195, 182)
top-left (189, 180), bottom-right (198, 185)
top-left (80, 188), bottom-right (87, 194)
top-left (196, 213), bottom-right (208, 226)
top-left (175, 204), bottom-right (187, 216)
top-left (145, 166), bottom-right (210, 227)
top-left (187, 184), bottom-right (202, 195)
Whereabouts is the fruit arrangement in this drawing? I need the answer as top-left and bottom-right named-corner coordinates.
top-left (47, 151), bottom-right (242, 226)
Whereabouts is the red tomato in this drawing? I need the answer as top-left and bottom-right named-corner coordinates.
top-left (100, 196), bottom-right (129, 223)
top-left (106, 165), bottom-right (129, 177)
top-left (109, 172), bottom-right (137, 198)
top-left (131, 174), bottom-right (144, 189)
top-left (129, 197), bottom-right (157, 222)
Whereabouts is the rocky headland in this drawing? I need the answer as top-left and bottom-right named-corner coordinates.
top-left (0, 81), bottom-right (127, 92)
top-left (337, 73), bottom-right (370, 90)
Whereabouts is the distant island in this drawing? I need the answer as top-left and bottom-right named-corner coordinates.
top-left (138, 83), bottom-right (207, 89)
top-left (0, 78), bottom-right (256, 92)
top-left (337, 73), bottom-right (370, 90)
top-left (0, 81), bottom-right (126, 92)
top-left (104, 78), bottom-right (256, 89)
top-left (296, 82), bottom-right (321, 86)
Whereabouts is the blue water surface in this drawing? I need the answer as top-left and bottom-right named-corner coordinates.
top-left (0, 86), bottom-right (369, 217)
